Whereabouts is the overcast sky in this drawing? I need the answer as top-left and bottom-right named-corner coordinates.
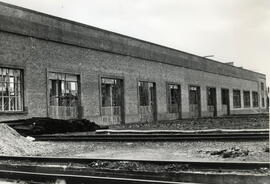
top-left (2, 0), bottom-right (270, 85)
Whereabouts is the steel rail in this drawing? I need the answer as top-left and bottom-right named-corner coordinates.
top-left (34, 132), bottom-right (269, 141)
top-left (0, 170), bottom-right (198, 184)
top-left (0, 156), bottom-right (268, 170)
top-left (0, 156), bottom-right (269, 184)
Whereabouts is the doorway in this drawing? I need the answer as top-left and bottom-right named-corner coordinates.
top-left (138, 81), bottom-right (157, 122)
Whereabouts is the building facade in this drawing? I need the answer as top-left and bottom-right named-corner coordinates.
top-left (0, 2), bottom-right (268, 125)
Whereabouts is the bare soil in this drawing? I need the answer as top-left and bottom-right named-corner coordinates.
top-left (33, 141), bottom-right (269, 162)
top-left (0, 123), bottom-right (269, 162)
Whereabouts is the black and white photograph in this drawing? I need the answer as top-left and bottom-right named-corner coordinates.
top-left (0, 0), bottom-right (269, 183)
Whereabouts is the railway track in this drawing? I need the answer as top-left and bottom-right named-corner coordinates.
top-left (0, 170), bottom-right (193, 184)
top-left (34, 131), bottom-right (269, 141)
top-left (0, 156), bottom-right (268, 184)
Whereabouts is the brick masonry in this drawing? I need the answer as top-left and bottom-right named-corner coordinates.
top-left (0, 2), bottom-right (268, 125)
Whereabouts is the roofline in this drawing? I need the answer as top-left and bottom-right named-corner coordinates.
top-left (0, 1), bottom-right (266, 77)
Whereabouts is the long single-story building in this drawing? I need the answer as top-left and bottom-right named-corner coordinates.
top-left (0, 2), bottom-right (268, 125)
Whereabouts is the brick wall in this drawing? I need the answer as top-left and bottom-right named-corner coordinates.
top-left (0, 31), bottom-right (267, 124)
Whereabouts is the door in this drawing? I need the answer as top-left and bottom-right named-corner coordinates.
top-left (101, 78), bottom-right (124, 125)
top-left (48, 72), bottom-right (79, 119)
top-left (168, 84), bottom-right (181, 119)
top-left (189, 86), bottom-right (201, 118)
top-left (221, 88), bottom-right (230, 115)
top-left (207, 87), bottom-right (217, 117)
top-left (139, 81), bottom-right (156, 122)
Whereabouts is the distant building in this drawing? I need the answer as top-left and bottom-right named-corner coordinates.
top-left (0, 2), bottom-right (268, 125)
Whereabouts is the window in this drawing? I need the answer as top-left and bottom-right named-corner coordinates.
top-left (207, 87), bottom-right (216, 106)
top-left (261, 82), bottom-right (265, 107)
top-left (233, 89), bottom-right (241, 108)
top-left (0, 67), bottom-right (23, 111)
top-left (139, 81), bottom-right (153, 106)
top-left (221, 89), bottom-right (229, 105)
top-left (262, 97), bottom-right (265, 107)
top-left (49, 72), bottom-right (78, 107)
top-left (139, 81), bottom-right (155, 106)
top-left (252, 91), bottom-right (259, 107)
top-left (261, 82), bottom-right (264, 91)
top-left (101, 78), bottom-right (122, 107)
top-left (168, 84), bottom-right (180, 113)
top-left (101, 78), bottom-right (123, 116)
top-left (189, 86), bottom-right (200, 105)
top-left (243, 91), bottom-right (250, 108)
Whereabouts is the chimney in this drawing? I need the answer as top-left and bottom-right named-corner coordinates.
top-left (225, 62), bottom-right (234, 66)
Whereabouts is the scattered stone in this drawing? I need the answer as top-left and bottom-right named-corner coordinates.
top-left (110, 115), bottom-right (269, 130)
top-left (263, 147), bottom-right (269, 152)
top-left (26, 136), bottom-right (35, 141)
top-left (257, 167), bottom-right (270, 174)
top-left (207, 147), bottom-right (250, 158)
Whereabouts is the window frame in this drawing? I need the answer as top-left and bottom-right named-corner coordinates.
top-left (48, 72), bottom-right (79, 107)
top-left (99, 74), bottom-right (125, 123)
top-left (233, 89), bottom-right (241, 108)
top-left (188, 84), bottom-right (201, 117)
top-left (138, 80), bottom-right (156, 107)
top-left (0, 66), bottom-right (26, 113)
top-left (46, 69), bottom-right (82, 118)
top-left (166, 82), bottom-right (181, 115)
top-left (206, 86), bottom-right (216, 106)
top-left (252, 91), bottom-right (259, 108)
top-left (261, 82), bottom-right (265, 107)
top-left (137, 79), bottom-right (157, 121)
top-left (243, 90), bottom-right (251, 108)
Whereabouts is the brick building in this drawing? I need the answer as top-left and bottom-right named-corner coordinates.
top-left (0, 2), bottom-right (268, 125)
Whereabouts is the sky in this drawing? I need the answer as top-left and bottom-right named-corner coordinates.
top-left (1, 0), bottom-right (270, 85)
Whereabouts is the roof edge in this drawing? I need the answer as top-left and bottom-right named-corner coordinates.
top-left (0, 1), bottom-right (266, 78)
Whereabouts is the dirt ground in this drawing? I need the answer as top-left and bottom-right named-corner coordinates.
top-left (0, 122), bottom-right (269, 162)
top-left (32, 140), bottom-right (269, 162)
top-left (110, 115), bottom-right (269, 130)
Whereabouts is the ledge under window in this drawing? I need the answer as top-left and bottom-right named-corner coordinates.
top-left (0, 110), bottom-right (28, 115)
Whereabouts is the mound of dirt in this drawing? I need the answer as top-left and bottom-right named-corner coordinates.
top-left (0, 124), bottom-right (42, 156)
top-left (3, 117), bottom-right (107, 135)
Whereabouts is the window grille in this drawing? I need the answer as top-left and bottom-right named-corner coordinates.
top-left (243, 91), bottom-right (250, 108)
top-left (168, 84), bottom-right (180, 113)
top-left (49, 72), bottom-right (78, 107)
top-left (233, 90), bottom-right (241, 108)
top-left (252, 91), bottom-right (258, 107)
top-left (0, 67), bottom-right (23, 111)
top-left (101, 78), bottom-right (123, 116)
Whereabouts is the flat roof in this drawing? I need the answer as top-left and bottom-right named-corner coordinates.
top-left (0, 2), bottom-right (265, 81)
